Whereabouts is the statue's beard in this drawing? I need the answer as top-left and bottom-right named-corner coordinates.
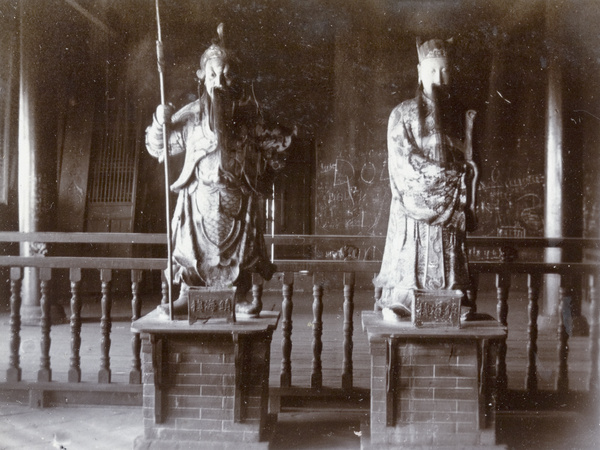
top-left (428, 84), bottom-right (456, 135)
top-left (417, 83), bottom-right (462, 156)
top-left (431, 84), bottom-right (451, 103)
top-left (204, 87), bottom-right (231, 135)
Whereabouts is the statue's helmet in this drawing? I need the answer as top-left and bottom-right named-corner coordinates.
top-left (198, 23), bottom-right (228, 80)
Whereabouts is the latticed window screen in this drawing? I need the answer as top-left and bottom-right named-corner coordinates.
top-left (88, 131), bottom-right (138, 204)
top-left (87, 94), bottom-right (141, 206)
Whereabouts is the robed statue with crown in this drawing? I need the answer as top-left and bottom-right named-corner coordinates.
top-left (374, 38), bottom-right (479, 325)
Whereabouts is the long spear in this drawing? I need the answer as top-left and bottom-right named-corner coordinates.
top-left (155, 0), bottom-right (174, 319)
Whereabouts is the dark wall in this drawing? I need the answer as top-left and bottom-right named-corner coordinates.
top-left (314, 1), bottom-right (552, 239)
top-left (561, 2), bottom-right (600, 239)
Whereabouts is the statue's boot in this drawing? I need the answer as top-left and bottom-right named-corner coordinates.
top-left (235, 289), bottom-right (261, 318)
top-left (158, 284), bottom-right (190, 315)
top-left (381, 305), bottom-right (411, 322)
top-left (461, 309), bottom-right (495, 322)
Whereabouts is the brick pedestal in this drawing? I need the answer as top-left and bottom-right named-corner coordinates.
top-left (132, 309), bottom-right (279, 449)
top-left (361, 311), bottom-right (507, 449)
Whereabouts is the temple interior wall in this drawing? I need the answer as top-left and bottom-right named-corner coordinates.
top-left (1, 0), bottom-right (599, 254)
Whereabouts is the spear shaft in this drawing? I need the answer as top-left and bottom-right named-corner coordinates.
top-left (155, 0), bottom-right (174, 319)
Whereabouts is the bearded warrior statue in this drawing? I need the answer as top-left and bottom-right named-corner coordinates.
top-left (146, 24), bottom-right (294, 316)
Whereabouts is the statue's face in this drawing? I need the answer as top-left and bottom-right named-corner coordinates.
top-left (418, 57), bottom-right (450, 97)
top-left (202, 58), bottom-right (232, 99)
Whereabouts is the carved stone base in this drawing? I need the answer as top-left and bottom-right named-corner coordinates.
top-left (412, 289), bottom-right (462, 328)
top-left (187, 286), bottom-right (236, 325)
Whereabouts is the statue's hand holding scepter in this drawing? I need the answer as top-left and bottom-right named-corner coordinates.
top-left (464, 109), bottom-right (478, 232)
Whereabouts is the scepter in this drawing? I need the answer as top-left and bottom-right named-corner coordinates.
top-left (464, 109), bottom-right (478, 229)
top-left (155, 0), bottom-right (174, 319)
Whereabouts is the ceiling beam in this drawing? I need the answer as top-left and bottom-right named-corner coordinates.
top-left (63, 0), bottom-right (117, 37)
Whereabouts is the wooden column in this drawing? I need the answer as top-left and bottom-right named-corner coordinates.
top-left (18, 1), bottom-right (59, 325)
top-left (543, 0), bottom-right (564, 318)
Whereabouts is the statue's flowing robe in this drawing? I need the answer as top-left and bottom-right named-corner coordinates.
top-left (146, 95), bottom-right (292, 290)
top-left (374, 94), bottom-right (470, 314)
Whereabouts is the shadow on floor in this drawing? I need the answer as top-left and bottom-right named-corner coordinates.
top-left (270, 411), bottom-right (364, 449)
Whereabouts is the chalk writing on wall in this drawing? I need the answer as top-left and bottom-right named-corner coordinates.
top-left (316, 157), bottom-right (390, 237)
top-left (316, 154), bottom-right (546, 241)
top-left (475, 168), bottom-right (545, 237)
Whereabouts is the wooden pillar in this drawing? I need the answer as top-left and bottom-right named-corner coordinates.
top-left (543, 0), bottom-right (563, 318)
top-left (18, 1), bottom-right (59, 325)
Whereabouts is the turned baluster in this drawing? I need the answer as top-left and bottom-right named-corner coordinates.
top-left (342, 272), bottom-right (355, 390)
top-left (68, 268), bottom-right (82, 382)
top-left (98, 269), bottom-right (112, 383)
top-left (556, 274), bottom-right (570, 394)
top-left (130, 270), bottom-right (143, 384)
top-left (7, 267), bottom-right (23, 382)
top-left (374, 282), bottom-right (382, 312)
top-left (495, 272), bottom-right (510, 396)
top-left (251, 272), bottom-right (264, 314)
top-left (280, 272), bottom-right (294, 388)
top-left (466, 271), bottom-right (480, 312)
top-left (160, 271), bottom-right (169, 305)
top-left (38, 267), bottom-right (52, 382)
top-left (589, 274), bottom-right (599, 393)
top-left (526, 273), bottom-right (542, 393)
top-left (311, 272), bottom-right (324, 390)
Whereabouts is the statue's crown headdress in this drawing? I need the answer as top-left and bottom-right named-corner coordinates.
top-left (416, 37), bottom-right (452, 62)
top-left (200, 23), bottom-right (228, 70)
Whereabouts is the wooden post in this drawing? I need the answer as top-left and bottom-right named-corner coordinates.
top-left (495, 272), bottom-right (511, 399)
top-left (589, 274), bottom-right (599, 393)
top-left (543, 0), bottom-right (564, 318)
top-left (18, 0), bottom-right (57, 325)
top-left (526, 273), bottom-right (542, 393)
top-left (556, 275), bottom-right (570, 394)
top-left (280, 272), bottom-right (294, 388)
top-left (342, 272), bottom-right (355, 390)
top-left (98, 268), bottom-right (112, 383)
top-left (68, 268), bottom-right (82, 382)
top-left (311, 272), bottom-right (324, 390)
top-left (130, 269), bottom-right (143, 384)
top-left (7, 267), bottom-right (23, 382)
top-left (37, 267), bottom-right (52, 382)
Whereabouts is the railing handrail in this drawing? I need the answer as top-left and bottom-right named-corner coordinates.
top-left (0, 255), bottom-right (166, 270)
top-left (1, 255), bottom-right (599, 276)
top-left (271, 260), bottom-right (600, 275)
top-left (0, 231), bottom-right (166, 245)
top-left (1, 231), bottom-right (600, 249)
top-left (265, 234), bottom-right (600, 249)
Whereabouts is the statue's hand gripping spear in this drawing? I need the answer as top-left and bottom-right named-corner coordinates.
top-left (155, 0), bottom-right (174, 319)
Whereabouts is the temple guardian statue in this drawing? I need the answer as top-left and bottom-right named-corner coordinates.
top-left (374, 38), bottom-right (478, 323)
top-left (145, 24), bottom-right (294, 317)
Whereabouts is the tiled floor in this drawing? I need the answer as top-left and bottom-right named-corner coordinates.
top-left (1, 402), bottom-right (599, 449)
top-left (0, 403), bottom-right (142, 450)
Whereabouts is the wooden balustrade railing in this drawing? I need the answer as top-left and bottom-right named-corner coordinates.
top-left (1, 232), bottom-right (599, 409)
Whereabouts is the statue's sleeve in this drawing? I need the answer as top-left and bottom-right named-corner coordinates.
top-left (387, 105), bottom-right (466, 226)
top-left (145, 113), bottom-right (186, 162)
